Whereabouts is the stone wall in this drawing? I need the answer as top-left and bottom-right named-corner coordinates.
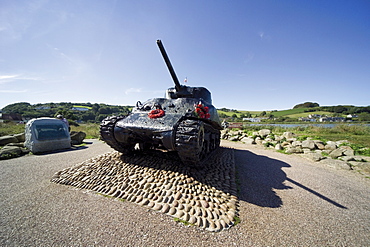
top-left (221, 129), bottom-right (370, 176)
top-left (0, 131), bottom-right (86, 159)
top-left (0, 133), bottom-right (29, 159)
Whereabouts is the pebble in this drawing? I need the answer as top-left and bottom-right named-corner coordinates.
top-left (51, 148), bottom-right (238, 232)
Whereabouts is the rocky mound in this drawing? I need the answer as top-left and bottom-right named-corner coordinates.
top-left (51, 148), bottom-right (239, 232)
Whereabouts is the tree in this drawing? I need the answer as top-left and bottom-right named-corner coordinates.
top-left (358, 112), bottom-right (370, 122)
top-left (293, 102), bottom-right (320, 109)
top-left (2, 102), bottom-right (31, 114)
top-left (219, 113), bottom-right (228, 118)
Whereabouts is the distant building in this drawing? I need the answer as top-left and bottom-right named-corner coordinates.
top-left (242, 117), bottom-right (266, 122)
top-left (308, 114), bottom-right (322, 118)
top-left (71, 106), bottom-right (91, 111)
top-left (228, 122), bottom-right (243, 129)
top-left (299, 117), bottom-right (316, 122)
top-left (319, 117), bottom-right (345, 122)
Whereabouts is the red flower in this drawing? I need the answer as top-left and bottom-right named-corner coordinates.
top-left (194, 103), bottom-right (211, 119)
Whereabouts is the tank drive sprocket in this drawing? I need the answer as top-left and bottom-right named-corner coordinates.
top-left (100, 116), bottom-right (135, 155)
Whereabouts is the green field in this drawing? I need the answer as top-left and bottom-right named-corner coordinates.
top-left (218, 108), bottom-right (342, 119)
top-left (284, 111), bottom-right (333, 118)
top-left (217, 110), bottom-right (264, 117)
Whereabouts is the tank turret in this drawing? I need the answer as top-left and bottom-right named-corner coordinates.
top-left (100, 40), bottom-right (222, 167)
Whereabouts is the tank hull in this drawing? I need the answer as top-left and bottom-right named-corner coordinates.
top-left (100, 97), bottom-right (222, 167)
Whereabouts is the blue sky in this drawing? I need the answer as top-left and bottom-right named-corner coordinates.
top-left (1, 0), bottom-right (369, 111)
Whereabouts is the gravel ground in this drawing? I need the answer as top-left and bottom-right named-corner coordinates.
top-left (1, 139), bottom-right (369, 246)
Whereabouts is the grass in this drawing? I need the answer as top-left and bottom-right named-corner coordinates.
top-left (173, 217), bottom-right (192, 226)
top-left (269, 108), bottom-right (307, 117)
top-left (98, 193), bottom-right (125, 202)
top-left (285, 111), bottom-right (333, 118)
top-left (0, 122), bottom-right (25, 136)
top-left (70, 123), bottom-right (100, 139)
top-left (217, 110), bottom-right (264, 117)
top-left (233, 216), bottom-right (241, 225)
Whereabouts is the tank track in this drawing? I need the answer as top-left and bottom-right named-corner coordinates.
top-left (100, 116), bottom-right (134, 155)
top-left (175, 119), bottom-right (220, 167)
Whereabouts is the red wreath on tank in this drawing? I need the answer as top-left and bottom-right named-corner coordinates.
top-left (195, 103), bottom-right (211, 119)
top-left (148, 109), bottom-right (165, 119)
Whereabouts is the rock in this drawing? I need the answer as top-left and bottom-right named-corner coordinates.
top-left (0, 146), bottom-right (23, 159)
top-left (339, 146), bottom-right (355, 156)
top-left (286, 147), bottom-right (303, 154)
top-left (24, 118), bottom-right (71, 153)
top-left (281, 141), bottom-right (291, 148)
top-left (356, 156), bottom-right (370, 162)
top-left (0, 136), bottom-right (19, 146)
top-left (258, 129), bottom-right (271, 137)
top-left (325, 142), bottom-right (337, 151)
top-left (291, 141), bottom-right (302, 147)
top-left (221, 133), bottom-right (229, 140)
top-left (329, 148), bottom-right (344, 159)
top-left (70, 131), bottom-right (86, 145)
top-left (303, 152), bottom-right (325, 162)
top-left (302, 140), bottom-right (316, 150)
top-left (229, 130), bottom-right (242, 136)
top-left (5, 142), bottom-right (24, 147)
top-left (348, 162), bottom-right (370, 175)
top-left (339, 156), bottom-right (356, 162)
top-left (282, 132), bottom-right (295, 139)
top-left (274, 136), bottom-right (283, 142)
top-left (319, 158), bottom-right (351, 170)
top-left (275, 144), bottom-right (283, 150)
top-left (255, 139), bottom-right (263, 145)
top-left (228, 135), bottom-right (239, 142)
top-left (14, 133), bottom-right (25, 142)
top-left (313, 140), bottom-right (325, 150)
top-left (265, 137), bottom-right (274, 142)
top-left (240, 137), bottom-right (255, 145)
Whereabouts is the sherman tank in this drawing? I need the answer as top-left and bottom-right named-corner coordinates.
top-left (100, 40), bottom-right (222, 167)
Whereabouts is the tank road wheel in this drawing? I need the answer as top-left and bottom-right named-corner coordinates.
top-left (175, 119), bottom-right (205, 167)
top-left (100, 116), bottom-right (135, 155)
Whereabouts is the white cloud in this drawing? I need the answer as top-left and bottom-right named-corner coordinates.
top-left (259, 31), bottom-right (265, 39)
top-left (0, 75), bottom-right (19, 80)
top-left (125, 88), bottom-right (142, 95)
top-left (0, 74), bottom-right (43, 84)
top-left (258, 31), bottom-right (271, 41)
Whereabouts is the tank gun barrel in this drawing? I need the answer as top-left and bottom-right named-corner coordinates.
top-left (157, 40), bottom-right (181, 91)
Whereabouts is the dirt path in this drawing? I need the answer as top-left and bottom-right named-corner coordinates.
top-left (1, 139), bottom-right (369, 246)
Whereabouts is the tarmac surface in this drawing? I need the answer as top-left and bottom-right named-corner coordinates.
top-left (1, 139), bottom-right (369, 246)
